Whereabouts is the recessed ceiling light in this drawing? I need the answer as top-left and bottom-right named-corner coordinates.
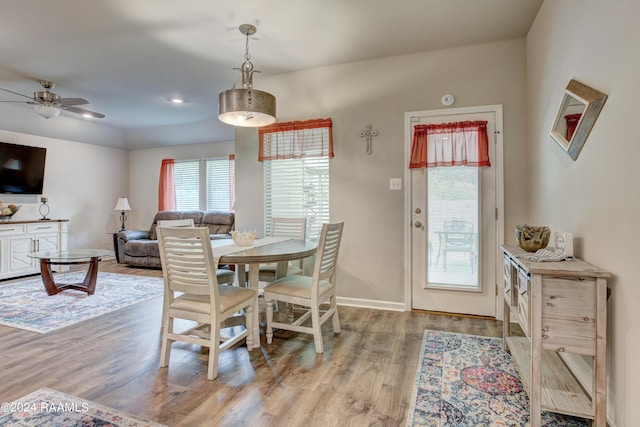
top-left (168, 97), bottom-right (188, 104)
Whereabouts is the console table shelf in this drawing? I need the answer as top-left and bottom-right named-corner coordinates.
top-left (501, 245), bottom-right (610, 427)
top-left (506, 336), bottom-right (593, 418)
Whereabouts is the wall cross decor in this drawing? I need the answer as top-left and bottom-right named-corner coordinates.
top-left (360, 124), bottom-right (379, 155)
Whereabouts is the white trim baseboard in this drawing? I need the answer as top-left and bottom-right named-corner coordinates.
top-left (336, 297), bottom-right (406, 312)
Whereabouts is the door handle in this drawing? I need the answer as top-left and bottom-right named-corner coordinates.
top-left (414, 221), bottom-right (424, 230)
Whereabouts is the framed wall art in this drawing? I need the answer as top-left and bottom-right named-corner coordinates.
top-left (550, 79), bottom-right (608, 160)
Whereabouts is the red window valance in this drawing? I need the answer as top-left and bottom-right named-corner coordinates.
top-left (259, 118), bottom-right (333, 161)
top-left (409, 121), bottom-right (491, 168)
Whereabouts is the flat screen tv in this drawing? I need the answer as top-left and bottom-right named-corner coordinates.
top-left (0, 142), bottom-right (47, 195)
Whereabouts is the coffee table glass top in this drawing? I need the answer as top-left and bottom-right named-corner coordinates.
top-left (28, 249), bottom-right (114, 262)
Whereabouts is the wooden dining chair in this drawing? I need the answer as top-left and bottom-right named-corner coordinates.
top-left (157, 219), bottom-right (234, 285)
top-left (157, 226), bottom-right (257, 380)
top-left (264, 222), bottom-right (344, 353)
top-left (258, 217), bottom-right (307, 282)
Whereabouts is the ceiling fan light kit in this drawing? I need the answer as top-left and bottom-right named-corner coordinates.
top-left (34, 103), bottom-right (61, 119)
top-left (218, 24), bottom-right (276, 127)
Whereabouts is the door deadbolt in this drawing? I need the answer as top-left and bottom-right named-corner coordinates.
top-left (415, 207), bottom-right (422, 214)
top-left (414, 220), bottom-right (423, 228)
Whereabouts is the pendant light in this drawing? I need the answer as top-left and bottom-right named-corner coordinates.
top-left (218, 24), bottom-right (276, 127)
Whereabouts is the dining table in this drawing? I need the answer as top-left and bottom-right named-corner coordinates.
top-left (211, 236), bottom-right (317, 349)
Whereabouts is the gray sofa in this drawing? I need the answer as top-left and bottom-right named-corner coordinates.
top-left (116, 210), bottom-right (234, 268)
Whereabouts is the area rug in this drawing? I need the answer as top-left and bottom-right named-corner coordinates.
top-left (0, 387), bottom-right (166, 426)
top-left (0, 272), bottom-right (163, 333)
top-left (407, 330), bottom-right (589, 426)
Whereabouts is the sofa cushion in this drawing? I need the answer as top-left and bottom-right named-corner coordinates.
top-left (149, 210), bottom-right (204, 240)
top-left (125, 239), bottom-right (161, 258)
top-left (202, 210), bottom-right (235, 236)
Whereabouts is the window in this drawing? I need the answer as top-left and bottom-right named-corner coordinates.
top-left (174, 156), bottom-right (235, 211)
top-left (264, 156), bottom-right (329, 240)
top-left (260, 119), bottom-right (333, 241)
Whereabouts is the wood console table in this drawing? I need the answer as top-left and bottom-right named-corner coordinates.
top-left (501, 245), bottom-right (611, 427)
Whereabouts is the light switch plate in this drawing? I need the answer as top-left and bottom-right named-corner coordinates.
top-left (390, 178), bottom-right (402, 190)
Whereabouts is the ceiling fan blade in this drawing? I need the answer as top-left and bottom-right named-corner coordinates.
top-left (58, 97), bottom-right (89, 106)
top-left (61, 105), bottom-right (106, 119)
top-left (0, 87), bottom-right (34, 100)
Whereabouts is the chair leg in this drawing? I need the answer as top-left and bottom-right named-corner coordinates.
top-left (286, 303), bottom-right (295, 323)
top-left (470, 251), bottom-right (474, 273)
top-left (330, 295), bottom-right (341, 333)
top-left (207, 325), bottom-right (221, 380)
top-left (265, 298), bottom-right (274, 344)
top-left (245, 303), bottom-right (255, 350)
top-left (159, 317), bottom-right (173, 368)
top-left (311, 305), bottom-right (324, 353)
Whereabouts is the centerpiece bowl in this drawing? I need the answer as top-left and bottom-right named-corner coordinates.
top-left (230, 230), bottom-right (256, 246)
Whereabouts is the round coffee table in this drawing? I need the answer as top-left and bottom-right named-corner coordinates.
top-left (28, 249), bottom-right (113, 296)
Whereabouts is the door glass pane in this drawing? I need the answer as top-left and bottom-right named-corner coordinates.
top-left (427, 166), bottom-right (479, 289)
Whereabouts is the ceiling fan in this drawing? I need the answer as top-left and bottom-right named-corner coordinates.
top-left (0, 80), bottom-right (105, 119)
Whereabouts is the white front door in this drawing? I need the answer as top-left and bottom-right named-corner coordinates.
top-left (405, 106), bottom-right (503, 317)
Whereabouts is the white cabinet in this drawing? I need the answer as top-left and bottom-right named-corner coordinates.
top-left (0, 220), bottom-right (68, 280)
top-left (502, 245), bottom-right (610, 427)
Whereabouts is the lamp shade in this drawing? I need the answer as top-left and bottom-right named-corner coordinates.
top-left (114, 197), bottom-right (132, 211)
top-left (218, 88), bottom-right (276, 127)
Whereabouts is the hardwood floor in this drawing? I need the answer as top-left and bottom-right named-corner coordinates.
top-left (0, 260), bottom-right (506, 426)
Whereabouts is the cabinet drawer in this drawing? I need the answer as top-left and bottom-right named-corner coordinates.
top-left (27, 222), bottom-right (59, 233)
top-left (0, 223), bottom-right (26, 235)
top-left (517, 270), bottom-right (530, 337)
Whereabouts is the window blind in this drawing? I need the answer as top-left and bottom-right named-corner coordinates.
top-left (174, 161), bottom-right (199, 210)
top-left (206, 158), bottom-right (232, 210)
top-left (174, 157), bottom-right (234, 211)
top-left (264, 156), bottom-right (329, 240)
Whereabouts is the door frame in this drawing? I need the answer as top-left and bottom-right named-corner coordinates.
top-left (403, 105), bottom-right (505, 318)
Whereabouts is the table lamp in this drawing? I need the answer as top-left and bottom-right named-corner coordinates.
top-left (114, 197), bottom-right (132, 231)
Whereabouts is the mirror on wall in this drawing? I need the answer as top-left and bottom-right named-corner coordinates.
top-left (550, 79), bottom-right (608, 160)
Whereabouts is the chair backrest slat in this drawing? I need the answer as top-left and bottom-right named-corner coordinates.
top-left (157, 226), bottom-right (219, 297)
top-left (158, 219), bottom-right (196, 228)
top-left (270, 217), bottom-right (307, 240)
top-left (312, 222), bottom-right (344, 286)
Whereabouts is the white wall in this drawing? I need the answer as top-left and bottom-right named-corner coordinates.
top-left (127, 140), bottom-right (234, 230)
top-left (0, 129), bottom-right (128, 250)
top-left (527, 1), bottom-right (639, 424)
top-left (234, 38), bottom-right (529, 305)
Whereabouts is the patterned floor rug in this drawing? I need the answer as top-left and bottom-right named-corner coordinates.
top-left (0, 387), bottom-right (166, 426)
top-left (407, 330), bottom-right (590, 426)
top-left (0, 272), bottom-right (163, 333)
